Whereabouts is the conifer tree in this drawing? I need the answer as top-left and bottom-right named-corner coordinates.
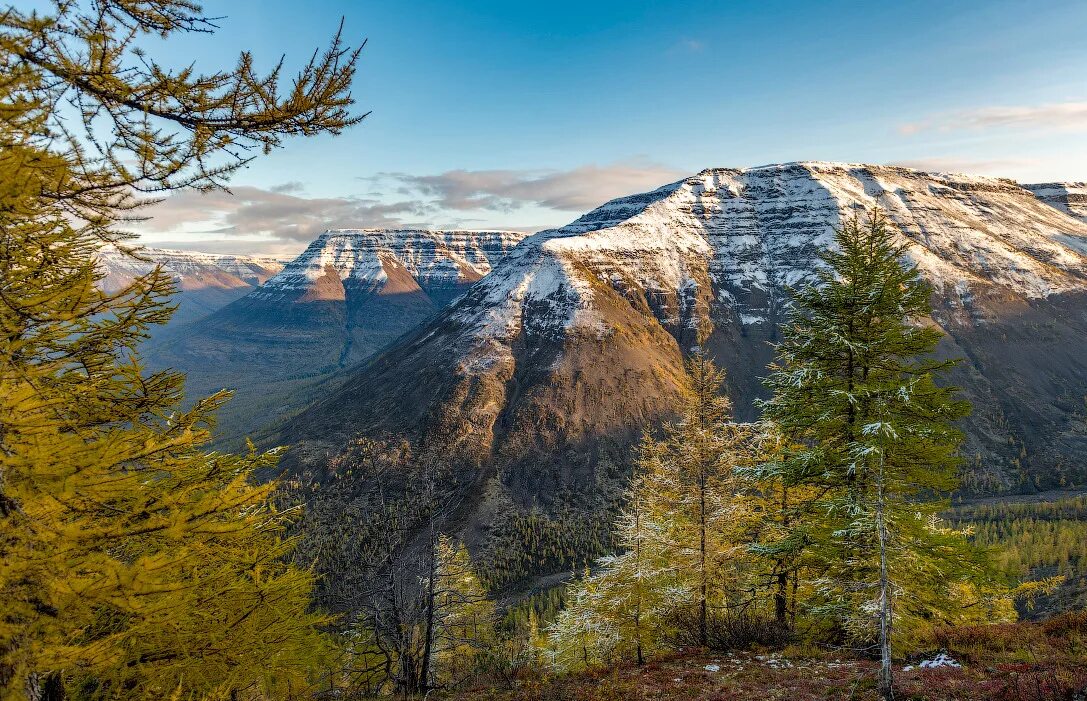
top-left (759, 210), bottom-right (982, 700)
top-left (740, 426), bottom-right (814, 628)
top-left (545, 474), bottom-right (680, 669)
top-left (548, 356), bottom-right (766, 664)
top-left (430, 535), bottom-right (498, 688)
top-left (0, 2), bottom-right (363, 698)
top-left (640, 354), bottom-right (761, 647)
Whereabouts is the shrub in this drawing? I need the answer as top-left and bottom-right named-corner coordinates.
top-left (930, 623), bottom-right (1045, 663)
top-left (1042, 610), bottom-right (1087, 639)
top-left (666, 608), bottom-right (792, 651)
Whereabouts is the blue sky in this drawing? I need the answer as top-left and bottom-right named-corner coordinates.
top-left (131, 0), bottom-right (1087, 254)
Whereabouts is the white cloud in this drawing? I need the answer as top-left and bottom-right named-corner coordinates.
top-left (376, 161), bottom-right (686, 214)
top-left (134, 185), bottom-right (431, 243)
top-left (133, 161), bottom-right (686, 254)
top-left (899, 101), bottom-right (1087, 135)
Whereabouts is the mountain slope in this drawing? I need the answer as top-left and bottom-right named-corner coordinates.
top-left (97, 247), bottom-right (285, 327)
top-left (148, 229), bottom-right (527, 448)
top-left (1025, 182), bottom-right (1087, 224)
top-left (276, 163), bottom-right (1087, 592)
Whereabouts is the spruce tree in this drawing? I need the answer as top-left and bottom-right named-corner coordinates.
top-left (0, 2), bottom-right (363, 698)
top-left (759, 210), bottom-right (982, 699)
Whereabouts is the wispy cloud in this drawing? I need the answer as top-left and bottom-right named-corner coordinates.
top-left (135, 185), bottom-right (430, 242)
top-left (375, 161), bottom-right (686, 214)
top-left (135, 161), bottom-right (686, 254)
top-left (674, 38), bottom-right (705, 53)
top-left (899, 101), bottom-right (1087, 136)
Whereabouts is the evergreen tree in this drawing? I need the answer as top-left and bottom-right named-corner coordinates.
top-left (759, 209), bottom-right (984, 699)
top-left (0, 2), bottom-right (363, 698)
top-left (548, 356), bottom-right (767, 665)
top-left (430, 535), bottom-right (498, 688)
top-left (640, 355), bottom-right (762, 647)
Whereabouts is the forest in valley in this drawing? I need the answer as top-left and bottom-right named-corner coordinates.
top-left (2, 2), bottom-right (1086, 701)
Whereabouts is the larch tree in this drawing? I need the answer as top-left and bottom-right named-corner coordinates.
top-left (641, 354), bottom-right (761, 647)
top-left (759, 209), bottom-right (986, 700)
top-left (0, 1), bottom-right (364, 698)
top-left (548, 355), bottom-right (766, 664)
top-left (738, 425), bottom-right (817, 628)
top-left (545, 472), bottom-right (681, 670)
top-left (429, 535), bottom-right (497, 689)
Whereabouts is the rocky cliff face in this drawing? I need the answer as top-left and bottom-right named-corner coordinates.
top-left (1025, 182), bottom-right (1087, 224)
top-left (252, 229), bottom-right (524, 307)
top-left (277, 165), bottom-right (1087, 591)
top-left (147, 229), bottom-right (527, 448)
top-left (97, 246), bottom-right (285, 326)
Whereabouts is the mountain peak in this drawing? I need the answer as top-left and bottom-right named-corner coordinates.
top-left (445, 164), bottom-right (1087, 362)
top-left (253, 228), bottom-right (528, 304)
top-left (280, 163), bottom-right (1087, 500)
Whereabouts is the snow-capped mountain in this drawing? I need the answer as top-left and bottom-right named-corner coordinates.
top-left (1025, 182), bottom-right (1087, 224)
top-left (146, 229), bottom-right (528, 447)
top-left (279, 163), bottom-right (1087, 525)
top-left (97, 246), bottom-right (285, 327)
top-left (250, 229), bottom-right (527, 306)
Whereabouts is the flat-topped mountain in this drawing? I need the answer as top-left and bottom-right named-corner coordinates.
top-left (251, 229), bottom-right (526, 307)
top-left (274, 163), bottom-right (1087, 594)
top-left (97, 246), bottom-right (285, 327)
top-left (1025, 182), bottom-right (1087, 224)
top-left (147, 229), bottom-right (528, 448)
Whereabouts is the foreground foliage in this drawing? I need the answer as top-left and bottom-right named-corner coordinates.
top-left (0, 1), bottom-right (363, 698)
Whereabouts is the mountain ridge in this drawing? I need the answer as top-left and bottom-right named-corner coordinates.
top-left (1023, 181), bottom-right (1087, 224)
top-left (273, 163), bottom-right (1087, 597)
top-left (97, 246), bottom-right (286, 327)
top-left (147, 228), bottom-right (529, 448)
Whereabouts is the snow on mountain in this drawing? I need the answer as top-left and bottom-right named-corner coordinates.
top-left (449, 163), bottom-right (1087, 372)
top-left (97, 246), bottom-right (285, 293)
top-left (145, 228), bottom-right (529, 449)
top-left (96, 246), bottom-right (286, 328)
top-left (1024, 182), bottom-right (1087, 224)
top-left (252, 229), bottom-right (527, 305)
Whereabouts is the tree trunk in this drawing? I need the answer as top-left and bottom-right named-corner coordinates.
top-left (774, 570), bottom-right (788, 624)
top-left (419, 535), bottom-right (438, 694)
top-left (26, 672), bottom-right (64, 701)
top-left (876, 457), bottom-right (894, 701)
top-left (775, 487), bottom-right (790, 625)
top-left (699, 470), bottom-right (708, 648)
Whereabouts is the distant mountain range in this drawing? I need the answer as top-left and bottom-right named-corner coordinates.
top-left (141, 230), bottom-right (528, 447)
top-left (97, 246), bottom-right (285, 329)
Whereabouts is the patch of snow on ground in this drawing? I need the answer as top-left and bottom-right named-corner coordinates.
top-left (903, 652), bottom-right (961, 671)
